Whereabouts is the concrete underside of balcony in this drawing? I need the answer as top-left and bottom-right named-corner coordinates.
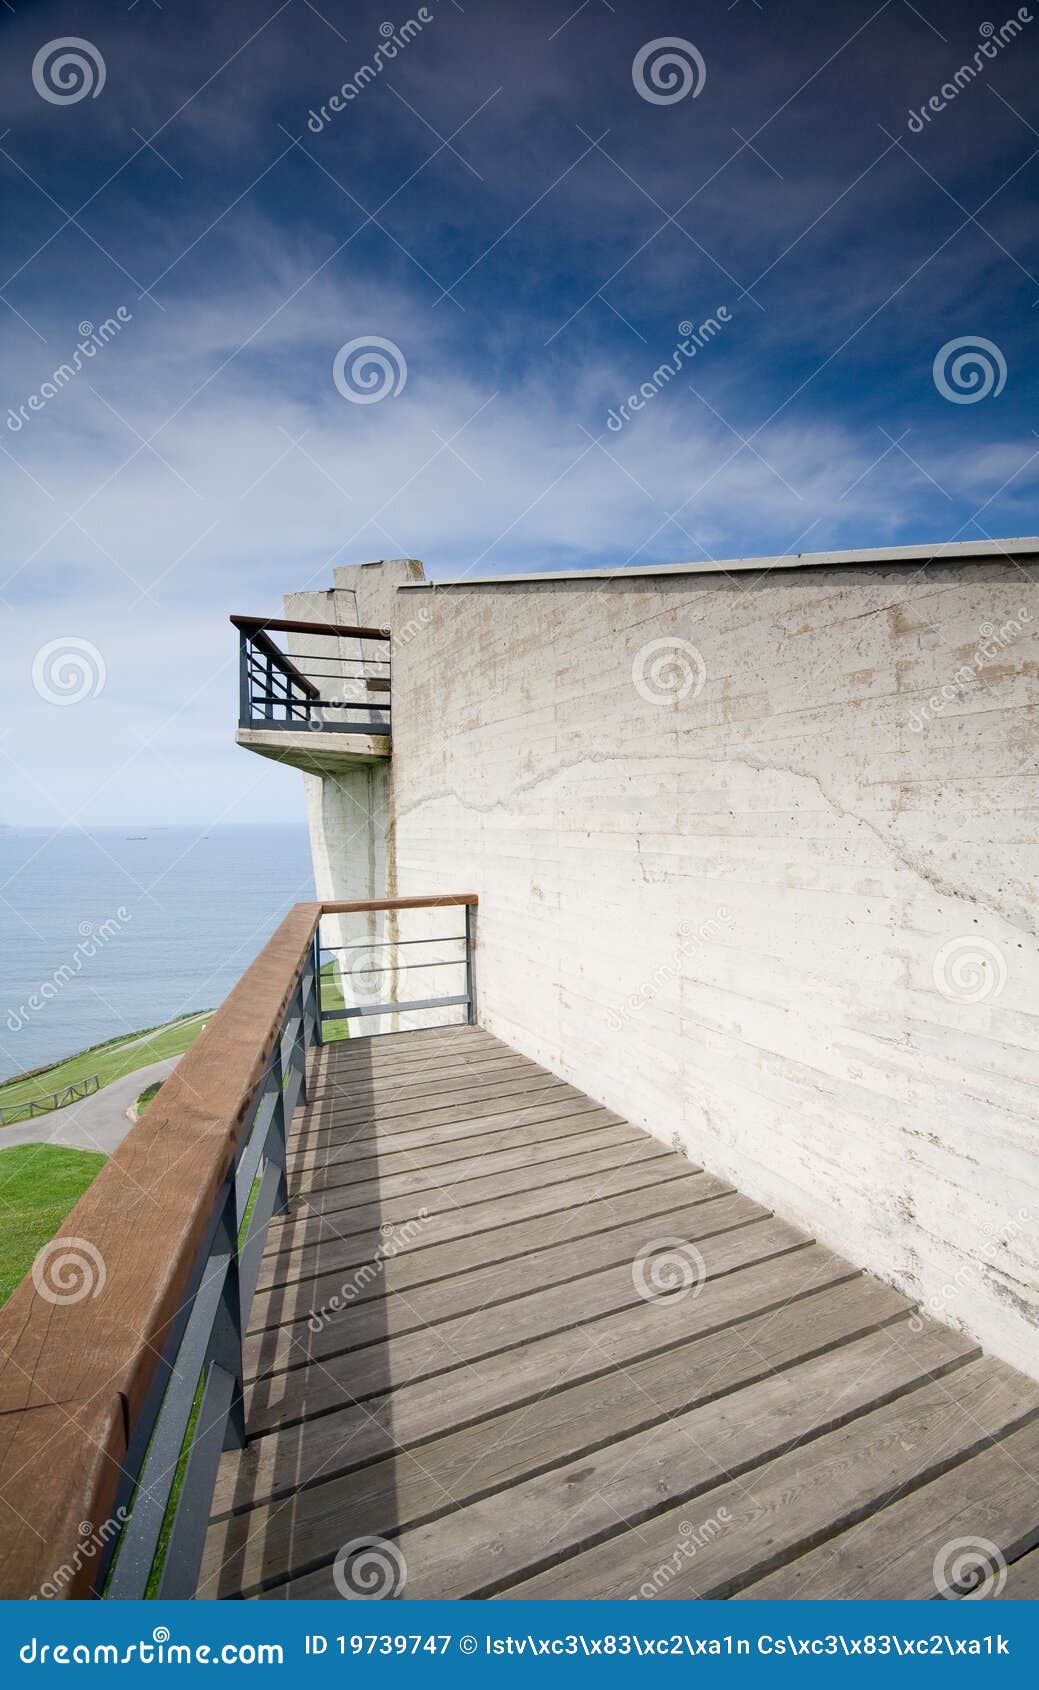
top-left (235, 726), bottom-right (391, 774)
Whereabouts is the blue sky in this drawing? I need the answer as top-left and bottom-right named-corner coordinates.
top-left (1, 0), bottom-right (1037, 823)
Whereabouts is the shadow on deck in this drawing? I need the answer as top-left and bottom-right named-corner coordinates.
top-left (201, 1026), bottom-right (1039, 1601)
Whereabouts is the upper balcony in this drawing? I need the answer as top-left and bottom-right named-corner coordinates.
top-left (232, 613), bottom-right (392, 774)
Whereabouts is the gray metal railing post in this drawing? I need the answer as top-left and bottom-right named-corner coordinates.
top-left (465, 902), bottom-right (476, 1025)
top-left (312, 927), bottom-right (324, 1045)
top-left (237, 628), bottom-right (251, 728)
top-left (211, 1187), bottom-right (246, 1452)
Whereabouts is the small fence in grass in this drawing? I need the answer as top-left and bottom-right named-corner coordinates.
top-left (0, 1073), bottom-right (101, 1127)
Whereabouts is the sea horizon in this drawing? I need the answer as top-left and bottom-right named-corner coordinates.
top-left (0, 823), bottom-right (314, 1085)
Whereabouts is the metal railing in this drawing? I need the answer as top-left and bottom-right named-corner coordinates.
top-left (0, 1072), bottom-right (100, 1126)
top-left (316, 895), bottom-right (477, 1035)
top-left (232, 614), bottom-right (391, 737)
top-left (0, 894), bottom-right (477, 1599)
top-left (104, 951), bottom-right (318, 1598)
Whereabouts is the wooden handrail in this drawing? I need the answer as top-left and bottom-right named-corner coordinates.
top-left (0, 894), bottom-right (477, 1598)
top-left (230, 614), bottom-right (391, 642)
top-left (0, 903), bottom-right (322, 1598)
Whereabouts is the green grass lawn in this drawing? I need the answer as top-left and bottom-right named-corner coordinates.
top-left (0, 1143), bottom-right (107, 1305)
top-left (0, 1011), bottom-right (212, 1124)
top-left (318, 958), bottom-right (351, 1043)
top-left (135, 1080), bottom-right (164, 1116)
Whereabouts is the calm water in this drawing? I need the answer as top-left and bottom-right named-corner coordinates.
top-left (0, 827), bottom-right (315, 1084)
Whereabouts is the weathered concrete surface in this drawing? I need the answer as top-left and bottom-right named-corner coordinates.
top-left (386, 560), bottom-right (1039, 1380)
top-left (234, 727), bottom-right (389, 773)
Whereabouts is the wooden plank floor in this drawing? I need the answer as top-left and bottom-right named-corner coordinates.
top-left (201, 1025), bottom-right (1039, 1601)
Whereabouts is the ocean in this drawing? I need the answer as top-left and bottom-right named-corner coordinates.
top-left (0, 826), bottom-right (315, 1085)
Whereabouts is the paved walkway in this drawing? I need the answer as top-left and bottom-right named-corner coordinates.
top-left (0, 1057), bottom-right (180, 1156)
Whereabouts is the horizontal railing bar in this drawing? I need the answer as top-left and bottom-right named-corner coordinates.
top-left (319, 935), bottom-right (466, 950)
top-left (337, 957), bottom-right (466, 976)
top-left (323, 993), bottom-right (471, 1019)
top-left (231, 614), bottom-right (391, 641)
top-left (323, 894), bottom-right (478, 913)
top-left (249, 696), bottom-right (392, 711)
top-left (243, 721), bottom-right (391, 737)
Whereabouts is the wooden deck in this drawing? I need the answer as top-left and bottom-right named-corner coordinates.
top-left (201, 1025), bottom-right (1039, 1601)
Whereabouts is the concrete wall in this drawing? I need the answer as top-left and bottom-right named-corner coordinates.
top-left (283, 562), bottom-right (425, 1032)
top-left (385, 560), bottom-right (1039, 1379)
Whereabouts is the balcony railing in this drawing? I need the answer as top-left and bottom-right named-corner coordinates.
top-left (232, 614), bottom-right (391, 737)
top-left (0, 894), bottom-right (476, 1599)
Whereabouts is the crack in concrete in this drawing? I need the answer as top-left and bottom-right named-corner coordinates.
top-left (396, 747), bottom-right (1034, 937)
